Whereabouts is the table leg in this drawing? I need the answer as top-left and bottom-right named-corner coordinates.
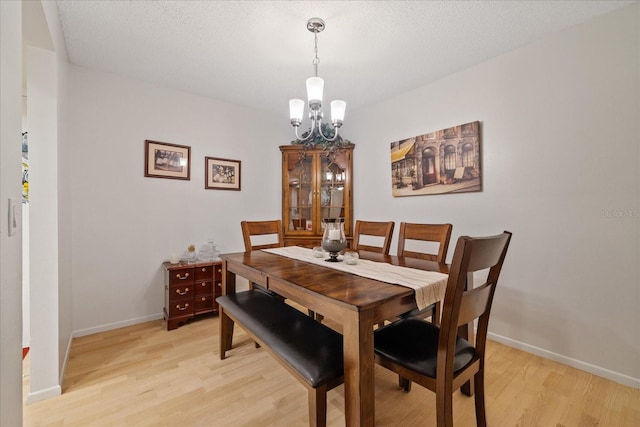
top-left (342, 310), bottom-right (375, 427)
top-left (219, 262), bottom-right (237, 360)
top-left (219, 309), bottom-right (234, 359)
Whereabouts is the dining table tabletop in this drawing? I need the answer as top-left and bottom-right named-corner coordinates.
top-left (219, 248), bottom-right (449, 426)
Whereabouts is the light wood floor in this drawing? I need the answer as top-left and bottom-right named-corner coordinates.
top-left (23, 315), bottom-right (639, 426)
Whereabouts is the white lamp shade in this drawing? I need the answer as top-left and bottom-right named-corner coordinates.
top-left (330, 100), bottom-right (346, 122)
top-left (306, 77), bottom-right (324, 105)
top-left (289, 99), bottom-right (305, 121)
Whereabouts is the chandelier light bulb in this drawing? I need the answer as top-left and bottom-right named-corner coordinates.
top-left (306, 77), bottom-right (324, 109)
top-left (289, 99), bottom-right (305, 124)
top-left (330, 100), bottom-right (346, 125)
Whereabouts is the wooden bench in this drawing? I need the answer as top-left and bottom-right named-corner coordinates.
top-left (217, 290), bottom-right (344, 427)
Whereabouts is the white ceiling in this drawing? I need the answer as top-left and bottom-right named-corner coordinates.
top-left (55, 0), bottom-right (635, 119)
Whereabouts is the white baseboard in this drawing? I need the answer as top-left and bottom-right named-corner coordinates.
top-left (72, 312), bottom-right (164, 338)
top-left (25, 385), bottom-right (61, 405)
top-left (488, 332), bottom-right (640, 389)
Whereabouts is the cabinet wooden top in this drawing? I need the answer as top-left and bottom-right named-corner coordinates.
top-left (279, 143), bottom-right (355, 152)
top-left (162, 260), bottom-right (221, 270)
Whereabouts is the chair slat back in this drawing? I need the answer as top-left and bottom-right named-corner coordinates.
top-left (353, 220), bottom-right (395, 254)
top-left (241, 220), bottom-right (284, 251)
top-left (397, 222), bottom-right (453, 263)
top-left (457, 284), bottom-right (493, 327)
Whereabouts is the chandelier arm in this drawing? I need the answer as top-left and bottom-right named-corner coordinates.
top-left (317, 122), bottom-right (339, 142)
top-left (293, 125), bottom-right (312, 142)
top-left (294, 114), bottom-right (319, 142)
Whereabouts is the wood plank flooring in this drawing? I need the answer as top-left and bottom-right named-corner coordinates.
top-left (23, 315), bottom-right (640, 426)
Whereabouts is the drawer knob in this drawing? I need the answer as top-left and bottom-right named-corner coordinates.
top-left (201, 297), bottom-right (206, 301)
top-left (176, 288), bottom-right (189, 295)
top-left (176, 303), bottom-right (190, 311)
top-left (201, 267), bottom-right (207, 272)
top-left (176, 273), bottom-right (190, 280)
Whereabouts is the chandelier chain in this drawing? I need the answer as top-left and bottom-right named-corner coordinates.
top-left (313, 31), bottom-right (320, 77)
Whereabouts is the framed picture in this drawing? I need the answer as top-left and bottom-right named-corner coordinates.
top-left (205, 157), bottom-right (241, 191)
top-left (390, 120), bottom-right (481, 197)
top-left (144, 140), bottom-right (191, 180)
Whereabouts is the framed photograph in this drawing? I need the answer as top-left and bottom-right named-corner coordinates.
top-left (145, 140), bottom-right (191, 180)
top-left (205, 157), bottom-right (241, 191)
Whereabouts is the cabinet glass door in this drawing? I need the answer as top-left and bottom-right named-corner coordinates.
top-left (286, 154), bottom-right (314, 233)
top-left (320, 155), bottom-right (346, 225)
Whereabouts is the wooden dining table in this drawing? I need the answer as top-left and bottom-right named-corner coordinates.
top-left (219, 249), bottom-right (449, 426)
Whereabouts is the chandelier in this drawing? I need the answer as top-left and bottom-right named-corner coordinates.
top-left (289, 17), bottom-right (346, 143)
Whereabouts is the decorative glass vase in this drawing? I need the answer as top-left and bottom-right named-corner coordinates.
top-left (197, 238), bottom-right (218, 261)
top-left (321, 218), bottom-right (347, 262)
top-left (181, 246), bottom-right (198, 264)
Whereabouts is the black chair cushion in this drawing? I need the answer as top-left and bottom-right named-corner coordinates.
top-left (217, 290), bottom-right (344, 388)
top-left (374, 318), bottom-right (475, 378)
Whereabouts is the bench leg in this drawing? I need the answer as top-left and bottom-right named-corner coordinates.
top-left (219, 308), bottom-right (234, 359)
top-left (308, 385), bottom-right (328, 427)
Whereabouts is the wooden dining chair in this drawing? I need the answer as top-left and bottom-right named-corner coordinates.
top-left (374, 231), bottom-right (512, 427)
top-left (352, 220), bottom-right (395, 254)
top-left (240, 220), bottom-right (319, 320)
top-left (240, 220), bottom-right (286, 344)
top-left (396, 222), bottom-right (453, 324)
top-left (241, 219), bottom-right (284, 251)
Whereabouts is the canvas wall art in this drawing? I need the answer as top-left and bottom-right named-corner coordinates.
top-left (390, 121), bottom-right (481, 197)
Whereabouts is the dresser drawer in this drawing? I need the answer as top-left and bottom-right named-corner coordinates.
top-left (195, 265), bottom-right (213, 281)
top-left (169, 267), bottom-right (195, 286)
top-left (195, 281), bottom-right (213, 296)
top-left (195, 294), bottom-right (214, 313)
top-left (168, 299), bottom-right (194, 317)
top-left (169, 284), bottom-right (193, 300)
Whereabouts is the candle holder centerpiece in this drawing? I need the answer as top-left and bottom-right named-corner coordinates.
top-left (321, 217), bottom-right (347, 262)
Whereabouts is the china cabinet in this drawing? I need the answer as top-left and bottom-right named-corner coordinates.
top-left (280, 144), bottom-right (354, 247)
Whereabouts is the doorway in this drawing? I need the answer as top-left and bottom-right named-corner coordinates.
top-left (422, 148), bottom-right (437, 184)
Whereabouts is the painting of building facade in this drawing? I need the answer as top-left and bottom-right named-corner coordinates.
top-left (390, 121), bottom-right (481, 197)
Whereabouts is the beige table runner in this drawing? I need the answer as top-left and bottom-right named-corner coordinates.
top-left (263, 246), bottom-right (448, 310)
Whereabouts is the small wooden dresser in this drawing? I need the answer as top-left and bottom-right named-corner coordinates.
top-left (163, 261), bottom-right (222, 330)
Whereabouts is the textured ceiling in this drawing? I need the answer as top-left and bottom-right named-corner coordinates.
top-left (56, 0), bottom-right (634, 119)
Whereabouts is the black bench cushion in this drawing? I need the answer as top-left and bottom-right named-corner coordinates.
top-left (217, 290), bottom-right (344, 388)
top-left (374, 318), bottom-right (476, 378)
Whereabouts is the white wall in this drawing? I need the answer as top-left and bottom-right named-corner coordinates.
top-left (26, 44), bottom-right (62, 404)
top-left (349, 4), bottom-right (639, 386)
top-left (0, 1), bottom-right (24, 425)
top-left (20, 0), bottom-right (72, 404)
top-left (40, 0), bottom-right (73, 386)
top-left (66, 67), bottom-right (289, 335)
